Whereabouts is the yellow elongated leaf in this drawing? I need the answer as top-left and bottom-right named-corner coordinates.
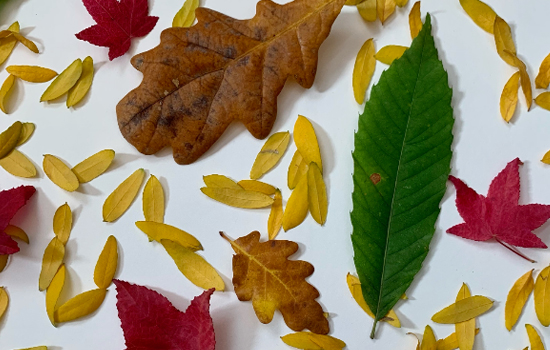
top-left (494, 16), bottom-right (516, 66)
top-left (288, 150), bottom-right (309, 190)
top-left (307, 162), bottom-right (328, 225)
top-left (357, 0), bottom-right (377, 22)
top-left (39, 237), bottom-right (65, 291)
top-left (143, 175), bottom-right (165, 223)
top-left (0, 22), bottom-right (20, 65)
top-left (0, 74), bottom-right (15, 113)
top-left (55, 288), bottom-right (106, 323)
top-left (173, 0), bottom-right (199, 27)
top-left (46, 264), bottom-right (66, 326)
top-left (0, 121), bottom-right (22, 159)
top-left (0, 254), bottom-right (7, 273)
top-left (459, 0), bottom-right (496, 34)
top-left (6, 65), bottom-right (57, 83)
top-left (282, 175), bottom-right (309, 231)
top-left (67, 56), bottom-right (94, 107)
top-left (268, 189), bottom-right (283, 240)
top-left (0, 149), bottom-right (37, 178)
top-left (421, 325), bottom-right (437, 350)
top-left (281, 332), bottom-right (323, 350)
top-left (103, 169), bottom-right (145, 222)
top-left (505, 269), bottom-right (534, 331)
top-left (161, 239), bottom-right (224, 291)
top-left (14, 347), bottom-right (47, 350)
top-left (309, 333), bottom-right (347, 349)
top-left (72, 149), bottom-right (115, 183)
top-left (135, 221), bottom-right (203, 251)
top-left (4, 225), bottom-right (29, 243)
top-left (455, 284), bottom-right (475, 350)
top-left (201, 187), bottom-right (274, 209)
top-left (41, 59), bottom-right (83, 102)
top-left (237, 180), bottom-right (277, 195)
top-left (536, 53), bottom-right (550, 89)
top-left (94, 235), bottom-right (118, 289)
top-left (17, 122), bottom-right (35, 146)
top-left (377, 0), bottom-right (396, 24)
top-left (504, 51), bottom-right (532, 111)
top-left (395, 0), bottom-right (408, 6)
top-left (536, 92), bottom-right (550, 112)
top-left (43, 154), bottom-right (79, 192)
top-left (526, 324), bottom-right (545, 350)
top-left (203, 174), bottom-right (242, 190)
top-left (294, 115), bottom-right (322, 172)
top-left (353, 38), bottom-right (376, 104)
top-left (0, 287), bottom-right (7, 319)
top-left (250, 131), bottom-right (291, 179)
top-left (436, 329), bottom-right (480, 350)
top-left (53, 203), bottom-right (72, 245)
top-left (12, 33), bottom-right (38, 53)
top-left (535, 265), bottom-right (550, 327)
top-left (500, 71), bottom-right (520, 122)
top-left (409, 1), bottom-right (422, 39)
top-left (375, 45), bottom-right (408, 65)
top-left (432, 296), bottom-right (494, 324)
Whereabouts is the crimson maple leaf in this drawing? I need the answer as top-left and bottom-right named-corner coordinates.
top-left (114, 279), bottom-right (215, 350)
top-left (0, 185), bottom-right (35, 255)
top-left (75, 0), bottom-right (159, 60)
top-left (448, 158), bottom-right (550, 261)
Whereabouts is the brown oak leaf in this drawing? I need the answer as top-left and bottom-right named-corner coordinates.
top-left (116, 0), bottom-right (346, 165)
top-left (221, 231), bottom-right (329, 334)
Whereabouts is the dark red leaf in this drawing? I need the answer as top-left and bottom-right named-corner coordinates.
top-left (75, 0), bottom-right (159, 60)
top-left (114, 279), bottom-right (215, 350)
top-left (0, 185), bottom-right (35, 255)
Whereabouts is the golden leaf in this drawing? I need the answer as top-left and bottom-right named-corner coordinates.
top-left (17, 122), bottom-right (35, 146)
top-left (94, 235), bottom-right (118, 289)
top-left (67, 56), bottom-right (94, 107)
top-left (409, 1), bottom-right (422, 39)
top-left (0, 286), bottom-right (7, 320)
top-left (282, 175), bottom-right (309, 231)
top-left (493, 16), bottom-right (516, 66)
top-left (39, 237), bottom-right (65, 291)
top-left (201, 187), bottom-right (274, 209)
top-left (534, 265), bottom-right (550, 327)
top-left (46, 264), bottom-right (66, 326)
top-left (0, 22), bottom-right (20, 65)
top-left (535, 92), bottom-right (550, 112)
top-left (357, 0), bottom-right (377, 22)
top-left (459, 0), bottom-right (496, 34)
top-left (55, 288), bottom-right (107, 323)
top-left (268, 189), bottom-right (284, 240)
top-left (41, 59), bottom-right (83, 102)
top-left (504, 51), bottom-right (532, 111)
top-left (307, 162), bottom-right (328, 225)
top-left (0, 254), bottom-right (7, 273)
top-left (161, 239), bottom-right (225, 291)
top-left (455, 283), bottom-right (475, 350)
top-left (0, 121), bottom-right (22, 159)
top-left (6, 65), bottom-right (57, 83)
top-left (135, 221), bottom-right (203, 251)
top-left (309, 333), bottom-right (347, 349)
top-left (72, 149), bottom-right (115, 183)
top-left (53, 203), bottom-right (72, 245)
top-left (375, 45), bottom-right (408, 65)
top-left (294, 115), bottom-right (322, 172)
top-left (500, 71), bottom-right (520, 122)
top-left (250, 131), bottom-right (291, 179)
top-left (395, 0), bottom-right (408, 6)
top-left (353, 38), bottom-right (376, 104)
top-left (505, 269), bottom-right (534, 331)
top-left (432, 296), bottom-right (493, 324)
top-left (238, 180), bottom-right (277, 196)
top-left (288, 150), bottom-right (309, 190)
top-left (377, 0), bottom-right (396, 24)
top-left (14, 347), bottom-right (47, 350)
top-left (203, 174), bottom-right (243, 190)
top-left (43, 154), bottom-right (79, 192)
top-left (143, 174), bottom-right (165, 223)
top-left (535, 53), bottom-right (550, 89)
top-left (12, 33), bottom-right (38, 53)
top-left (0, 149), bottom-right (37, 178)
top-left (103, 169), bottom-right (145, 222)
top-left (281, 332), bottom-right (323, 350)
top-left (543, 148), bottom-right (550, 164)
top-left (436, 329), bottom-right (480, 350)
top-left (421, 325), bottom-right (437, 350)
top-left (345, 0), bottom-right (365, 5)
top-left (0, 74), bottom-right (15, 114)
top-left (526, 324), bottom-right (544, 350)
top-left (173, 0), bottom-right (199, 27)
top-left (4, 225), bottom-right (29, 244)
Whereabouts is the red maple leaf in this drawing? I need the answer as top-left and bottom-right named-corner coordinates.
top-left (114, 279), bottom-right (216, 350)
top-left (448, 158), bottom-right (550, 261)
top-left (0, 185), bottom-right (35, 255)
top-left (75, 0), bottom-right (159, 60)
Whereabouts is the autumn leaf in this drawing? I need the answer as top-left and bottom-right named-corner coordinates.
top-left (409, 2), bottom-right (421, 39)
top-left (500, 71), bottom-right (520, 123)
top-left (103, 169), bottom-right (145, 222)
top-left (352, 38), bottom-right (376, 104)
top-left (534, 265), bottom-right (550, 327)
top-left (250, 131), bottom-right (291, 179)
top-left (432, 296), bottom-right (494, 324)
top-left (71, 149), bottom-right (115, 183)
top-left (43, 154), bottom-right (80, 192)
top-left (0, 185), bottom-right (35, 255)
top-left (142, 174), bottom-right (165, 223)
top-left (526, 324), bottom-right (544, 350)
top-left (374, 45), bottom-right (408, 65)
top-left (116, 0), bottom-right (346, 165)
top-left (421, 325), bottom-right (437, 350)
top-left (222, 231), bottom-right (329, 334)
top-left (459, 0), bottom-right (496, 34)
top-left (455, 284), bottom-right (475, 350)
top-left (505, 269), bottom-right (534, 331)
top-left (357, 0), bottom-right (376, 22)
top-left (0, 287), bottom-right (8, 320)
top-left (536, 53), bottom-right (550, 89)
top-left (281, 332), bottom-right (346, 350)
top-left (76, 0), bottom-right (159, 60)
top-left (114, 280), bottom-right (216, 350)
top-left (173, 0), bottom-right (199, 28)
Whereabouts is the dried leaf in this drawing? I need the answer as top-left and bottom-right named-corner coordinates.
top-left (357, 0), bottom-right (377, 22)
top-left (162, 239), bottom-right (225, 291)
top-left (535, 265), bottom-right (550, 327)
top-left (0, 149), bottom-right (37, 178)
top-left (353, 38), bottom-right (376, 104)
top-left (203, 174), bottom-right (243, 190)
top-left (536, 53), bottom-right (550, 89)
top-left (6, 65), bottom-right (57, 83)
top-left (250, 131), bottom-right (291, 179)
top-left (505, 269), bottom-right (534, 331)
top-left (0, 286), bottom-right (7, 319)
top-left (535, 92), bottom-right (550, 112)
top-left (46, 264), bottom-right (66, 326)
top-left (309, 333), bottom-right (347, 349)
top-left (17, 123), bottom-right (35, 146)
top-left (377, 0), bottom-right (396, 24)
top-left (0, 254), bottom-right (7, 272)
top-left (345, 0), bottom-right (365, 5)
top-left (12, 33), bottom-right (38, 53)
top-left (294, 115), bottom-right (323, 172)
top-left (41, 59), bottom-right (83, 102)
top-left (459, 0), bottom-right (496, 34)
top-left (43, 154), bottom-right (79, 192)
top-left (455, 284), bottom-right (475, 350)
top-left (39, 237), bottom-right (65, 291)
top-left (409, 2), bottom-right (422, 39)
top-left (103, 169), bottom-right (145, 222)
top-left (493, 16), bottom-right (516, 66)
top-left (67, 56), bottom-right (94, 107)
top-left (0, 22), bottom-right (20, 65)
top-left (14, 347), bottom-right (47, 350)
top-left (72, 149), bottom-right (115, 183)
top-left (173, 0), bottom-right (199, 27)
top-left (281, 332), bottom-right (323, 350)
top-left (505, 52), bottom-right (532, 110)
top-left (268, 189), bottom-right (283, 240)
top-left (4, 225), bottom-right (29, 244)
top-left (55, 288), bottom-right (107, 323)
top-left (421, 325), bottom-right (437, 350)
top-left (94, 235), bottom-right (118, 289)
top-left (282, 175), bottom-right (309, 231)
top-left (500, 71), bottom-right (520, 122)
top-left (135, 221), bottom-right (203, 251)
top-left (53, 203), bottom-right (72, 245)
top-left (526, 324), bottom-right (545, 350)
top-left (436, 329), bottom-right (480, 350)
top-left (375, 45), bottom-right (408, 65)
top-left (432, 296), bottom-right (494, 324)
top-left (0, 121), bottom-right (22, 159)
top-left (0, 74), bottom-right (15, 114)
top-left (396, 0), bottom-right (408, 6)
top-left (201, 187), bottom-right (274, 209)
top-left (237, 180), bottom-right (277, 196)
top-left (142, 175), bottom-right (165, 223)
top-left (307, 162), bottom-right (328, 225)
top-left (288, 151), bottom-right (309, 190)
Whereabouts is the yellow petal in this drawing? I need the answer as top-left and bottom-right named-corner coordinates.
top-left (504, 52), bottom-right (532, 111)
top-left (353, 38), bottom-right (376, 104)
top-left (94, 235), bottom-right (118, 289)
top-left (200, 187), bottom-right (274, 209)
top-left (12, 33), bottom-right (38, 53)
top-left (436, 329), bottom-right (480, 350)
top-left (375, 45), bottom-right (408, 65)
top-left (173, 0), bottom-right (199, 27)
top-left (505, 269), bottom-right (534, 331)
top-left (135, 221), bottom-right (203, 251)
top-left (536, 92), bottom-right (550, 112)
top-left (455, 283), bottom-right (475, 350)
top-left (288, 150), bottom-right (309, 190)
top-left (409, 2), bottom-right (422, 39)
top-left (103, 169), bottom-right (145, 222)
top-left (55, 288), bottom-right (106, 323)
top-left (0, 254), bottom-right (7, 273)
top-left (41, 59), bottom-right (83, 102)
top-left (53, 203), bottom-right (72, 245)
top-left (43, 154), bottom-right (79, 192)
top-left (0, 121), bottom-right (22, 159)
top-left (282, 175), bottom-right (309, 231)
top-left (0, 74), bottom-right (15, 113)
top-left (238, 180), bottom-right (277, 195)
top-left (72, 149), bottom-right (115, 183)
top-left (250, 131), bottom-right (291, 179)
top-left (395, 0), bottom-right (408, 6)
top-left (421, 325), bottom-right (437, 350)
top-left (6, 65), bottom-right (57, 83)
top-left (432, 296), bottom-right (494, 324)
top-left (0, 149), bottom-right (37, 178)
top-left (281, 332), bottom-right (323, 350)
top-left (39, 237), bottom-right (65, 291)
top-left (0, 22), bottom-right (20, 65)
top-left (46, 264), bottom-right (66, 326)
top-left (4, 225), bottom-right (29, 244)
top-left (67, 56), bottom-right (94, 107)
top-left (143, 175), bottom-right (165, 223)
top-left (203, 174), bottom-right (242, 190)
top-left (357, 0), bottom-right (377, 22)
top-left (17, 122), bottom-right (35, 146)
top-left (500, 71), bottom-right (520, 122)
top-left (307, 162), bottom-right (328, 225)
top-left (493, 16), bottom-right (516, 66)
top-left (268, 189), bottom-right (283, 240)
top-left (459, 0), bottom-right (497, 34)
top-left (0, 287), bottom-right (7, 320)
top-left (294, 115), bottom-right (322, 172)
top-left (526, 324), bottom-right (544, 350)
top-left (309, 333), bottom-right (347, 349)
top-left (535, 265), bottom-right (550, 327)
top-left (535, 53), bottom-right (550, 89)
top-left (377, 0), bottom-right (396, 24)
top-left (161, 239), bottom-right (225, 291)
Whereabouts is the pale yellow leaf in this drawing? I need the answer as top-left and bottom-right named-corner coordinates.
top-left (377, 0), bottom-right (396, 24)
top-left (436, 329), bottom-right (480, 350)
top-left (0, 121), bottom-right (22, 159)
top-left (526, 324), bottom-right (545, 350)
top-left (4, 225), bottom-right (29, 244)
top-left (67, 56), bottom-right (94, 107)
top-left (46, 264), bottom-right (66, 326)
top-left (375, 45), bottom-right (408, 65)
top-left (17, 122), bottom-right (35, 146)
top-left (536, 53), bottom-right (550, 89)
top-left (505, 269), bottom-right (534, 331)
top-left (43, 154), bottom-right (79, 192)
top-left (53, 203), bottom-right (72, 245)
top-left (173, 0), bottom-right (199, 27)
top-left (494, 16), bottom-right (516, 66)
top-left (39, 237), bottom-right (65, 291)
top-left (12, 33), bottom-right (38, 53)
top-left (409, 1), bottom-right (422, 39)
top-left (288, 150), bottom-right (309, 190)
top-left (0, 254), bottom-right (7, 273)
top-left (55, 288), bottom-right (106, 323)
top-left (421, 325), bottom-right (437, 350)
top-left (6, 65), bottom-right (57, 83)
top-left (536, 92), bottom-right (550, 112)
top-left (250, 131), bottom-right (291, 179)
top-left (238, 180), bottom-right (277, 196)
top-left (268, 189), bottom-right (283, 240)
top-left (535, 265), bottom-right (550, 327)
top-left (94, 235), bottom-right (118, 289)
top-left (500, 71), bottom-right (520, 123)
top-left (353, 38), bottom-right (376, 104)
top-left (14, 347), bottom-right (48, 350)
top-left (503, 51), bottom-right (532, 111)
top-left (0, 22), bottom-right (19, 65)
top-left (543, 149), bottom-right (550, 165)
top-left (72, 149), bottom-right (115, 183)
top-left (455, 283), bottom-right (475, 350)
top-left (143, 175), bottom-right (165, 223)
top-left (282, 175), bottom-right (309, 231)
top-left (201, 187), bottom-right (274, 209)
top-left (357, 0), bottom-right (377, 22)
top-left (0, 149), bottom-right (37, 178)
top-left (103, 169), bottom-right (145, 222)
top-left (432, 296), bottom-right (494, 324)
top-left (203, 174), bottom-right (242, 190)
top-left (281, 332), bottom-right (322, 350)
top-left (294, 115), bottom-right (322, 172)
top-left (162, 239), bottom-right (225, 291)
top-left (309, 333), bottom-right (347, 349)
top-left (395, 0), bottom-right (408, 6)
top-left (41, 58), bottom-right (82, 102)
top-left (307, 162), bottom-right (328, 225)
top-left (135, 221), bottom-right (203, 251)
top-left (459, 0), bottom-right (497, 34)
top-left (0, 287), bottom-right (7, 320)
top-left (0, 74), bottom-right (15, 113)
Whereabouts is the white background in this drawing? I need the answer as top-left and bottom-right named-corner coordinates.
top-left (0, 0), bottom-right (549, 349)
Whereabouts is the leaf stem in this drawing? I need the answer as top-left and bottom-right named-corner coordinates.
top-left (495, 238), bottom-right (536, 263)
top-left (370, 320), bottom-right (378, 339)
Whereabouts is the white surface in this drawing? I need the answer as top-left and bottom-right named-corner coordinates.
top-left (0, 0), bottom-right (549, 349)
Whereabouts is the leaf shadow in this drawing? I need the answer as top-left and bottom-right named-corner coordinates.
top-left (0, 0), bottom-right (29, 24)
top-left (109, 152), bottom-right (142, 172)
top-left (212, 300), bottom-right (265, 350)
top-left (75, 183), bottom-right (102, 196)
